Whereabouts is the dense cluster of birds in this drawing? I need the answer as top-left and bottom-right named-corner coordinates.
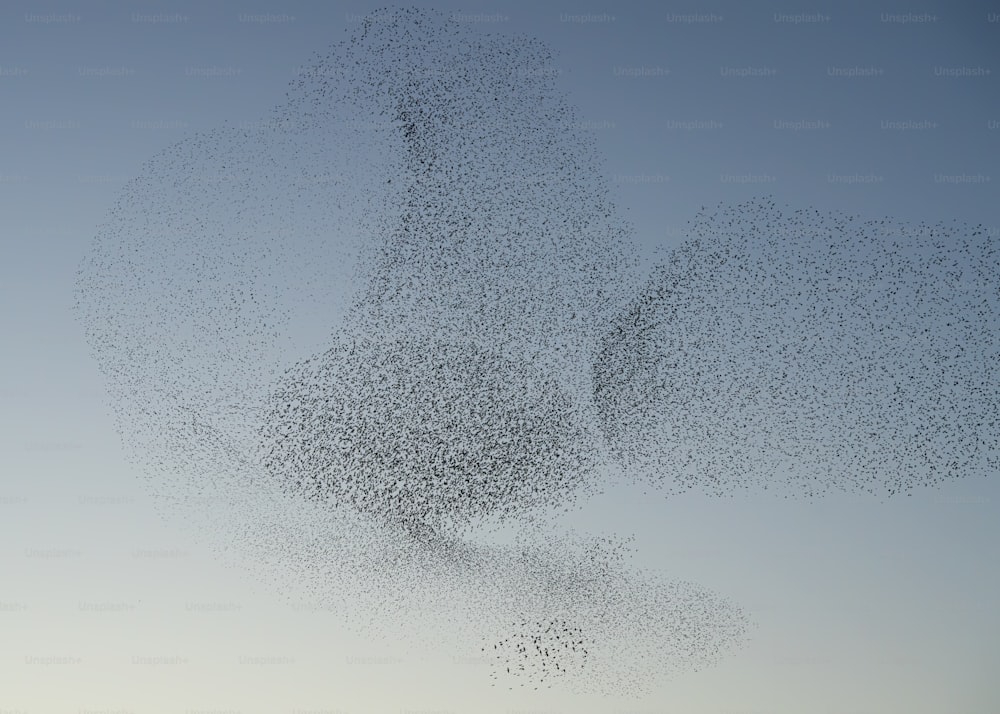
top-left (74, 5), bottom-right (995, 696)
top-left (256, 6), bottom-right (643, 538)
top-left (259, 332), bottom-right (599, 538)
top-left (594, 200), bottom-right (999, 499)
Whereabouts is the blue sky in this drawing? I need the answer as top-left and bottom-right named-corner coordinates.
top-left (2, 1), bottom-right (998, 712)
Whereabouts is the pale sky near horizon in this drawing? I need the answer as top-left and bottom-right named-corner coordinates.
top-left (2, 1), bottom-right (999, 713)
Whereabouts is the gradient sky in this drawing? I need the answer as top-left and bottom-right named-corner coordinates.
top-left (2, 1), bottom-right (999, 713)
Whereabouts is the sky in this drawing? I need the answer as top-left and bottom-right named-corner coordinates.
top-left (2, 1), bottom-right (999, 713)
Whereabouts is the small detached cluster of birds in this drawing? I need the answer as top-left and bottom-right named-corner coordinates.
top-left (487, 618), bottom-right (591, 686)
top-left (74, 6), bottom-right (995, 697)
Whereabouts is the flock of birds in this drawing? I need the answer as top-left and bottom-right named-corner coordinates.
top-left (74, 6), bottom-right (996, 696)
top-left (595, 200), bottom-right (999, 499)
